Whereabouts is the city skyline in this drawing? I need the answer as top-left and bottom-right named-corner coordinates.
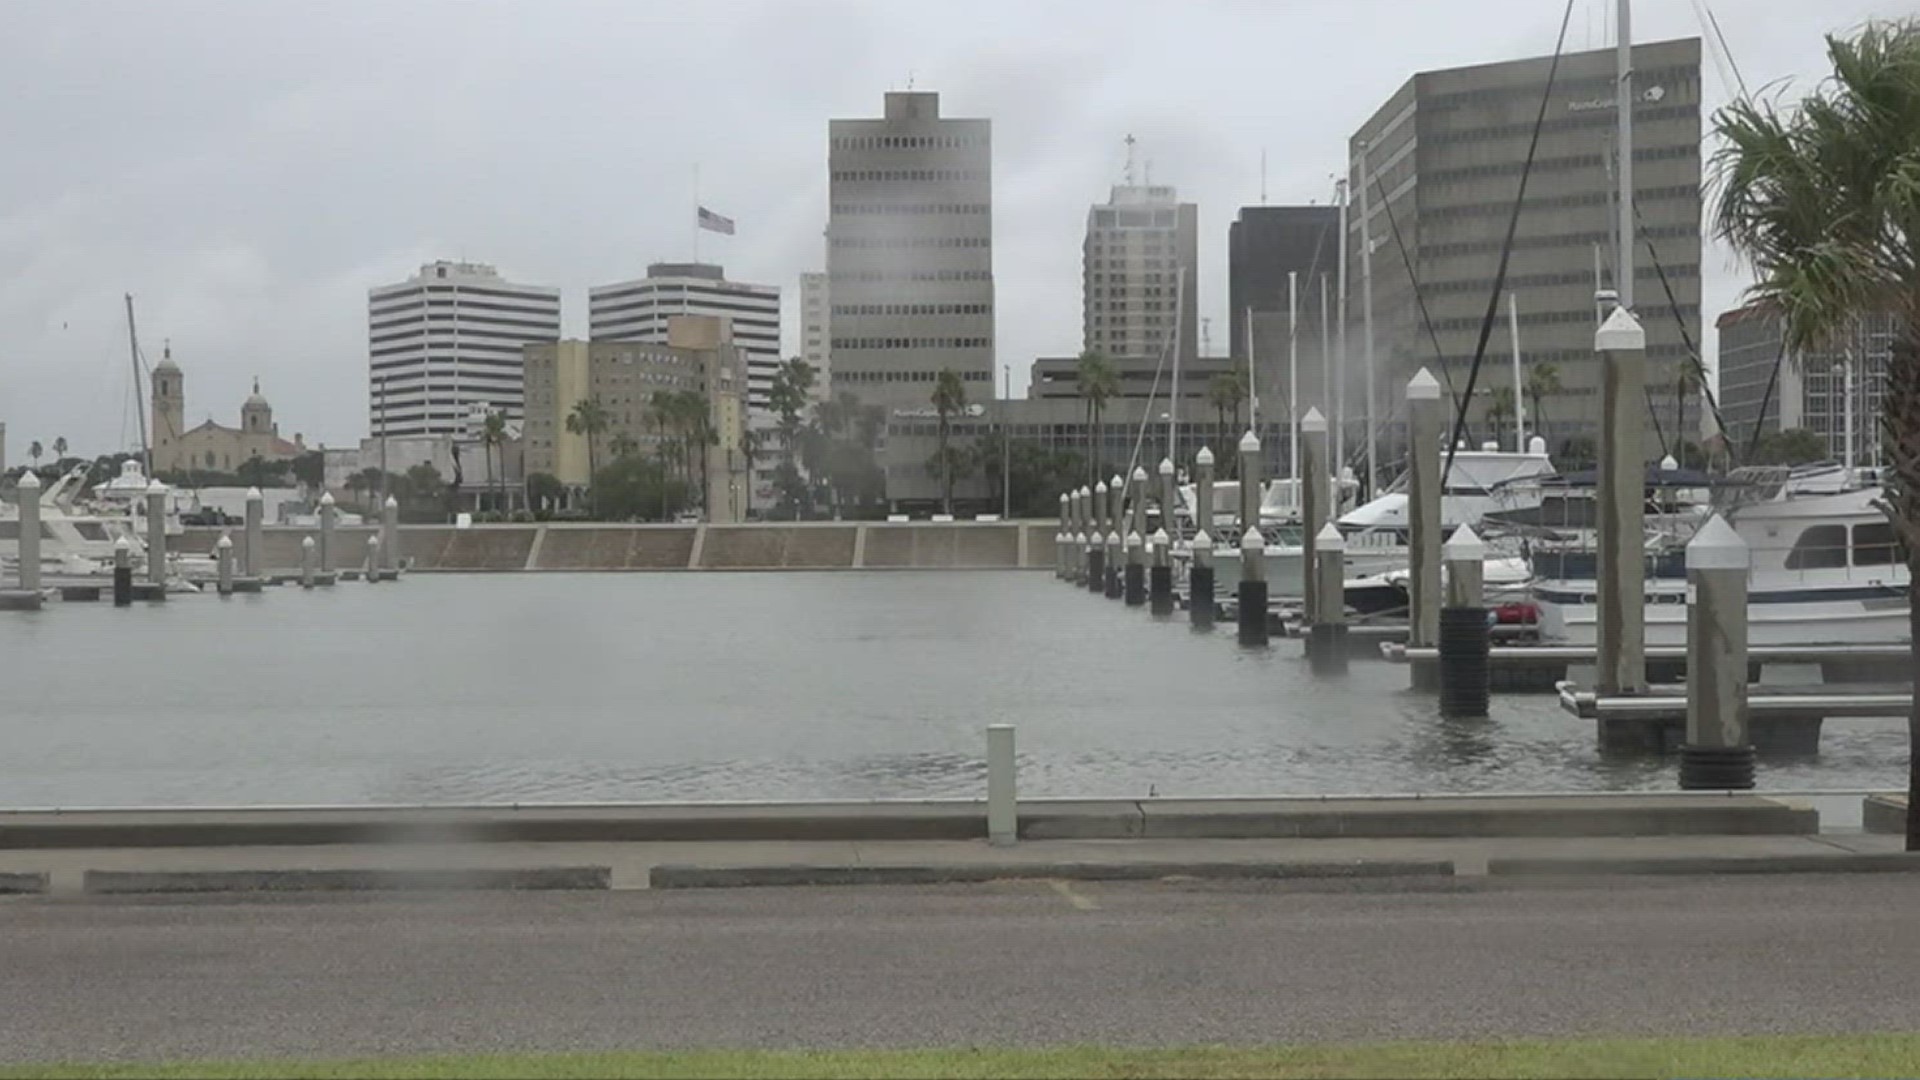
top-left (0, 0), bottom-right (1898, 462)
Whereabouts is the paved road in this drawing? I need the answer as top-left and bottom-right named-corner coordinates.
top-left (3, 874), bottom-right (1918, 1063)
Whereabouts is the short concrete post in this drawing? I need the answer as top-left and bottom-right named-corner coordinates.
top-left (1438, 524), bottom-right (1490, 719)
top-left (1237, 431), bottom-right (1261, 535)
top-left (1237, 526), bottom-right (1268, 646)
top-left (144, 480), bottom-right (168, 586)
top-left (15, 471), bottom-right (41, 592)
top-left (1301, 407), bottom-right (1328, 626)
top-left (318, 492), bottom-right (336, 573)
top-left (1123, 530), bottom-right (1146, 607)
top-left (215, 532), bottom-right (235, 597)
top-left (1087, 482), bottom-right (1107, 594)
top-left (244, 486), bottom-right (264, 578)
top-left (1148, 527), bottom-right (1173, 615)
top-left (1056, 492), bottom-right (1069, 579)
top-left (381, 495), bottom-right (399, 573)
top-left (1407, 369), bottom-right (1442, 651)
top-left (986, 723), bottom-right (1017, 846)
top-left (1105, 472), bottom-right (1125, 600)
top-left (300, 536), bottom-right (316, 589)
top-left (1189, 531), bottom-right (1215, 629)
top-left (365, 535), bottom-right (381, 582)
top-left (113, 537), bottom-right (133, 606)
top-left (1310, 522), bottom-right (1348, 675)
top-left (1597, 307), bottom-right (1649, 695)
top-left (1681, 515), bottom-right (1754, 790)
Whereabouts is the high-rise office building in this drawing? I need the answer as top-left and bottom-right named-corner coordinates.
top-left (368, 261), bottom-right (561, 437)
top-left (589, 263), bottom-right (780, 412)
top-left (799, 271), bottom-right (830, 403)
top-left (1348, 38), bottom-right (1702, 463)
top-left (1228, 205), bottom-right (1342, 437)
top-left (1717, 302), bottom-right (1894, 463)
top-left (826, 90), bottom-right (995, 418)
top-left (1083, 183), bottom-right (1198, 366)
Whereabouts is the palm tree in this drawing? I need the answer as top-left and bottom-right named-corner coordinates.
top-left (609, 432), bottom-right (640, 460)
top-left (52, 436), bottom-right (67, 463)
top-left (565, 397), bottom-right (612, 488)
top-left (1712, 19), bottom-right (1920, 847)
top-left (1487, 386), bottom-right (1516, 446)
top-left (1076, 350), bottom-right (1118, 485)
top-left (930, 368), bottom-right (968, 514)
top-left (1525, 362), bottom-right (1562, 446)
top-left (480, 410), bottom-right (509, 514)
top-left (27, 440), bottom-right (41, 468)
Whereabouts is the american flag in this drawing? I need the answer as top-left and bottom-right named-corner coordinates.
top-left (697, 206), bottom-right (735, 235)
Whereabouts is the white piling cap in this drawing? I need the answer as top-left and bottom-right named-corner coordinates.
top-left (1075, 531), bottom-right (1089, 545)
top-left (1111, 473), bottom-right (1124, 488)
top-left (1126, 530), bottom-right (1143, 548)
top-left (1238, 430), bottom-right (1261, 452)
top-left (145, 479), bottom-right (167, 495)
top-left (1094, 480), bottom-right (1107, 494)
top-left (301, 536), bottom-right (315, 549)
top-left (1150, 527), bottom-right (1170, 545)
top-left (385, 495), bottom-right (398, 510)
top-left (1106, 529), bottom-right (1122, 545)
top-left (1196, 446), bottom-right (1214, 466)
top-left (1240, 527), bottom-right (1264, 551)
top-left (1686, 513), bottom-right (1750, 571)
top-left (1158, 457), bottom-right (1174, 475)
top-left (1407, 368), bottom-right (1441, 401)
top-left (17, 470), bottom-right (39, 489)
top-left (1528, 435), bottom-right (1549, 455)
top-left (1301, 406), bottom-right (1326, 433)
top-left (1192, 530), bottom-right (1213, 551)
top-left (1660, 454), bottom-right (1679, 472)
top-left (1316, 522), bottom-right (1346, 551)
top-left (320, 491), bottom-right (335, 507)
top-left (1443, 523), bottom-right (1486, 561)
top-left (1596, 305), bottom-right (1646, 352)
top-left (246, 486), bottom-right (262, 501)
top-left (114, 536), bottom-right (130, 550)
top-left (1059, 492), bottom-right (1069, 504)
top-left (1481, 440), bottom-right (1499, 452)
top-left (368, 535), bottom-right (381, 548)
top-left (1131, 465), bottom-right (1148, 482)
top-left (216, 532), bottom-right (233, 550)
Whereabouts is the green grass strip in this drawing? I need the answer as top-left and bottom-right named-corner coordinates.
top-left (10, 1034), bottom-right (1920, 1079)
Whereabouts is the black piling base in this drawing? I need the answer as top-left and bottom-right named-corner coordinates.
top-left (1237, 579), bottom-right (1269, 646)
top-left (1148, 565), bottom-right (1173, 615)
top-left (1189, 565), bottom-right (1215, 628)
top-left (1104, 562), bottom-right (1123, 600)
top-left (1085, 550), bottom-right (1105, 594)
top-left (1437, 606), bottom-right (1490, 718)
top-left (1679, 744), bottom-right (1757, 790)
top-left (1124, 562), bottom-right (1146, 606)
top-left (112, 566), bottom-right (133, 607)
top-left (1309, 624), bottom-right (1350, 675)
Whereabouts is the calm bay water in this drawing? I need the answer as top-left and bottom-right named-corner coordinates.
top-left (0, 571), bottom-right (1905, 807)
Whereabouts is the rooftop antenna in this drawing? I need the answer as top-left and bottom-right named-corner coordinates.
top-left (1144, 158), bottom-right (1153, 187)
top-left (906, 70), bottom-right (915, 90)
top-left (1260, 150), bottom-right (1268, 204)
top-left (1123, 134), bottom-right (1136, 186)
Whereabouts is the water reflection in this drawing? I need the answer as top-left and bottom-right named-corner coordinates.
top-left (0, 571), bottom-right (1904, 806)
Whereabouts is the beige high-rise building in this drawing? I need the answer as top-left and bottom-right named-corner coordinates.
top-left (827, 90), bottom-right (995, 418)
top-left (521, 314), bottom-right (750, 521)
top-left (799, 270), bottom-right (830, 404)
top-left (1083, 183), bottom-right (1198, 367)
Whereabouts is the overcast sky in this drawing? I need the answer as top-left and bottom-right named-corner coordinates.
top-left (0, 0), bottom-right (1900, 462)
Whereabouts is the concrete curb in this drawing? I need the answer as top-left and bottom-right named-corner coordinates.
top-left (1863, 794), bottom-right (1907, 835)
top-left (83, 866), bottom-right (612, 895)
top-left (0, 796), bottom-right (1819, 849)
top-left (0, 872), bottom-right (50, 894)
top-left (648, 859), bottom-right (1456, 889)
top-left (1487, 853), bottom-right (1920, 877)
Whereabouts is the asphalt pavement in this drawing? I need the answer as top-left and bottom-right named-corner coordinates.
top-left (3, 873), bottom-right (1918, 1064)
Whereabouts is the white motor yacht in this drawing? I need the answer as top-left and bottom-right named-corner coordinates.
top-left (1531, 464), bottom-right (1910, 646)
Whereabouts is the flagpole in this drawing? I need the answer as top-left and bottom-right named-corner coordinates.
top-left (693, 163), bottom-right (701, 263)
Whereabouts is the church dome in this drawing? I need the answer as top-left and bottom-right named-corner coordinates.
top-left (243, 378), bottom-right (270, 409)
top-left (153, 343), bottom-right (181, 375)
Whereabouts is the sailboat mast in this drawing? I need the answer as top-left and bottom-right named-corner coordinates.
top-left (1615, 0), bottom-right (1635, 310)
top-left (1335, 179), bottom-right (1349, 482)
top-left (1357, 140), bottom-right (1378, 497)
top-left (125, 294), bottom-right (150, 469)
top-left (1509, 291), bottom-right (1525, 450)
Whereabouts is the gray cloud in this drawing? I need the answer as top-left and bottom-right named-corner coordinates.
top-left (0, 0), bottom-right (1898, 461)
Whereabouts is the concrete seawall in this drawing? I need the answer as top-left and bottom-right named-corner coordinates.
top-left (180, 522), bottom-right (1056, 572)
